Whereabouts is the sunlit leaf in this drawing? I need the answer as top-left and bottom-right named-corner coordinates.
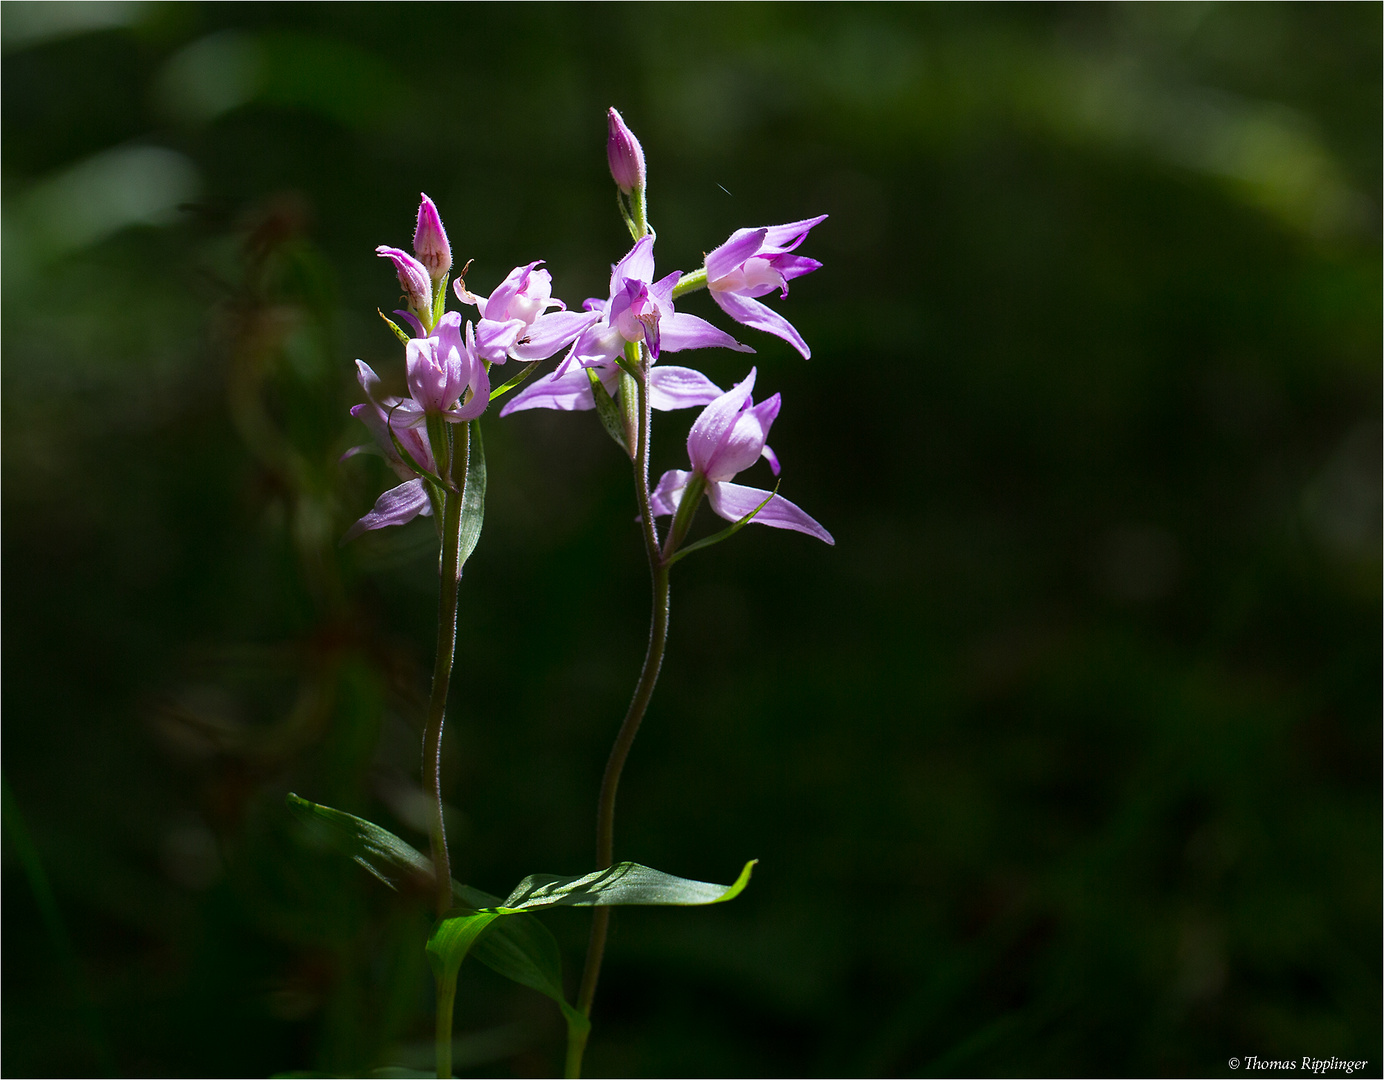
top-left (427, 908), bottom-right (500, 983)
top-left (668, 481), bottom-right (780, 565)
top-left (587, 368), bottom-right (630, 457)
top-left (500, 859), bottom-right (756, 911)
top-left (285, 794), bottom-right (583, 1037)
top-left (457, 420), bottom-right (485, 574)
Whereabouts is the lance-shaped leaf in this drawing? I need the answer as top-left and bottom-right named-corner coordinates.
top-left (287, 792), bottom-right (433, 890)
top-left (428, 909), bottom-right (500, 985)
top-left (587, 368), bottom-right (630, 457)
top-left (284, 796), bottom-right (751, 1048)
top-left (669, 482), bottom-right (780, 566)
top-left (456, 420), bottom-right (486, 575)
top-left (499, 859), bottom-right (756, 911)
top-left (488, 360), bottom-right (542, 403)
top-left (285, 795), bottom-right (583, 1038)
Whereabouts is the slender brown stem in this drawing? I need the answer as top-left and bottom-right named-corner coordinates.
top-left (573, 348), bottom-right (670, 1066)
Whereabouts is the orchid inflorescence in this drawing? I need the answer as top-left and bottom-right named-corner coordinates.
top-left (311, 108), bottom-right (831, 1080)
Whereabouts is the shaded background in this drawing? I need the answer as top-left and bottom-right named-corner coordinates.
top-left (3, 3), bottom-right (1380, 1076)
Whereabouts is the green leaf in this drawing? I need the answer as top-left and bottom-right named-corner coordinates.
top-left (587, 368), bottom-right (630, 456)
top-left (431, 271), bottom-right (449, 329)
top-left (500, 860), bottom-right (757, 911)
top-left (619, 366), bottom-right (640, 455)
top-left (427, 908), bottom-right (500, 983)
top-left (285, 795), bottom-right (584, 1037)
top-left (378, 308), bottom-right (411, 345)
top-left (467, 909), bottom-right (590, 1040)
top-left (489, 360), bottom-right (541, 402)
top-left (286, 792), bottom-right (433, 890)
top-left (457, 421), bottom-right (485, 574)
top-left (386, 428), bottom-right (449, 492)
top-left (668, 481), bottom-right (780, 565)
top-left (283, 797), bottom-right (751, 1053)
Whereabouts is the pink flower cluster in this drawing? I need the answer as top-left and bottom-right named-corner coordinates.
top-left (345, 110), bottom-right (831, 548)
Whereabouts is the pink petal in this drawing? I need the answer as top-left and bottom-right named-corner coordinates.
top-left (650, 469), bottom-right (694, 517)
top-left (659, 311), bottom-right (753, 355)
top-left (705, 392), bottom-right (780, 481)
top-left (707, 481), bottom-right (833, 544)
top-left (711, 290), bottom-right (811, 359)
top-left (705, 227), bottom-right (768, 281)
top-left (473, 318), bottom-right (526, 364)
top-left (343, 478), bottom-right (433, 543)
top-left (687, 369), bottom-right (757, 473)
top-left (648, 366), bottom-right (724, 411)
top-left (611, 235), bottom-right (655, 298)
top-left (499, 363), bottom-right (614, 416)
top-left (512, 310), bottom-right (601, 361)
top-left (484, 261), bottom-right (542, 321)
top-left (761, 215), bottom-right (827, 252)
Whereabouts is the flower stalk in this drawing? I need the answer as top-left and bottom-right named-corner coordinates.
top-left (423, 421), bottom-right (468, 919)
top-left (422, 422), bottom-right (470, 1079)
top-left (570, 341), bottom-right (669, 1078)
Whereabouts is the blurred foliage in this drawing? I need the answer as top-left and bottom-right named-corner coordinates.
top-left (2, 3), bottom-right (1379, 1077)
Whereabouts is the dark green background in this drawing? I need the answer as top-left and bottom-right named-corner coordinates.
top-left (3, 3), bottom-right (1379, 1077)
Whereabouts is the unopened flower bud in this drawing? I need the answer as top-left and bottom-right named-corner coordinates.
top-left (413, 193), bottom-right (451, 282)
top-left (606, 107), bottom-right (646, 195)
top-left (376, 245), bottom-right (433, 321)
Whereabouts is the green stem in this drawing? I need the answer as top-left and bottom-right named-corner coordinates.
top-left (634, 184), bottom-right (649, 239)
top-left (564, 1023), bottom-right (591, 1080)
top-left (670, 266), bottom-right (707, 299)
top-left (570, 345), bottom-right (670, 1076)
top-left (434, 969), bottom-right (457, 1080)
top-left (422, 512), bottom-right (461, 920)
top-left (425, 423), bottom-right (469, 1080)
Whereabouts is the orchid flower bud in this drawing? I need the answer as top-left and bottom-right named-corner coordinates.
top-left (376, 245), bottom-right (433, 323)
top-left (606, 108), bottom-right (646, 194)
top-left (413, 193), bottom-right (451, 282)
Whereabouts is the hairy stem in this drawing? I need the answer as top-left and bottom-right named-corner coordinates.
top-left (423, 508), bottom-right (462, 918)
top-left (571, 346), bottom-right (670, 1074)
top-left (423, 422), bottom-right (469, 918)
top-left (670, 265), bottom-right (707, 299)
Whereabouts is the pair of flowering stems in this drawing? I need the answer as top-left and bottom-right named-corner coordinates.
top-left (325, 109), bottom-right (830, 1079)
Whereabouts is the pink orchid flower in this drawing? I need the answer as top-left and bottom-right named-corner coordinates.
top-left (651, 368), bottom-right (833, 544)
top-left (502, 235), bottom-right (748, 416)
top-left (704, 215), bottom-right (826, 359)
top-left (341, 361), bottom-right (438, 542)
top-left (454, 261), bottom-right (598, 365)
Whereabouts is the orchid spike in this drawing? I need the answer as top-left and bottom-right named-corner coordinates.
top-left (703, 215), bottom-right (826, 359)
top-left (606, 107), bottom-right (646, 195)
top-left (501, 235), bottom-right (748, 416)
top-left (651, 368), bottom-right (833, 544)
top-left (413, 193), bottom-right (452, 282)
top-left (454, 261), bottom-right (597, 365)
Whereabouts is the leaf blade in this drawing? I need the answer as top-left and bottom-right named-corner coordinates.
top-left (501, 860), bottom-right (757, 911)
top-left (457, 420), bottom-right (486, 574)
